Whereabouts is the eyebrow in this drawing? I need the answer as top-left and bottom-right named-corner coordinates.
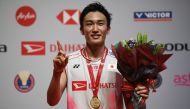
top-left (84, 20), bottom-right (106, 23)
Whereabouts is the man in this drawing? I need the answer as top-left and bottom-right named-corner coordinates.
top-left (47, 2), bottom-right (148, 109)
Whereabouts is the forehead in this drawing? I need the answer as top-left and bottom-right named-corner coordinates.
top-left (84, 11), bottom-right (107, 22)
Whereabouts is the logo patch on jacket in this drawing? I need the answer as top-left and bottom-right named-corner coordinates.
top-left (72, 81), bottom-right (87, 91)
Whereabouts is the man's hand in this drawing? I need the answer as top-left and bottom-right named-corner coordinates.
top-left (53, 41), bottom-right (68, 75)
top-left (135, 84), bottom-right (149, 99)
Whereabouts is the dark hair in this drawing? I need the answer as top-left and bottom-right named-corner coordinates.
top-left (80, 2), bottom-right (112, 30)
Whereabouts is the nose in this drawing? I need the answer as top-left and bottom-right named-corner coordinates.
top-left (92, 24), bottom-right (98, 32)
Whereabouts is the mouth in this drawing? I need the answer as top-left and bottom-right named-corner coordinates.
top-left (91, 34), bottom-right (101, 39)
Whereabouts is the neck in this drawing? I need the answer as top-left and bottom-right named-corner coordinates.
top-left (85, 43), bottom-right (106, 60)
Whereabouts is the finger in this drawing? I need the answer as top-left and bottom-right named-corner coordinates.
top-left (53, 58), bottom-right (62, 65)
top-left (57, 40), bottom-right (64, 51)
top-left (56, 55), bottom-right (68, 65)
top-left (65, 56), bottom-right (69, 65)
top-left (139, 94), bottom-right (149, 98)
top-left (55, 55), bottom-right (65, 63)
top-left (58, 50), bottom-right (65, 56)
top-left (135, 85), bottom-right (146, 91)
top-left (136, 89), bottom-right (149, 95)
top-left (57, 56), bottom-right (65, 62)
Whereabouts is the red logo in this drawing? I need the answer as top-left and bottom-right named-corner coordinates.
top-left (49, 43), bottom-right (85, 53)
top-left (57, 9), bottom-right (80, 25)
top-left (72, 81), bottom-right (87, 91)
top-left (173, 72), bottom-right (190, 86)
top-left (21, 41), bottom-right (45, 55)
top-left (16, 6), bottom-right (36, 26)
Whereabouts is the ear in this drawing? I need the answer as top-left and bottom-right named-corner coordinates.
top-left (80, 28), bottom-right (84, 35)
top-left (107, 27), bottom-right (111, 34)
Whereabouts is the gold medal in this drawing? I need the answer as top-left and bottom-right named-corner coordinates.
top-left (90, 97), bottom-right (101, 109)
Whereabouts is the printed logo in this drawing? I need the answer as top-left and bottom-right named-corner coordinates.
top-left (14, 71), bottom-right (35, 93)
top-left (21, 41), bottom-right (45, 55)
top-left (164, 43), bottom-right (190, 52)
top-left (134, 11), bottom-right (172, 21)
top-left (72, 81), bottom-right (87, 91)
top-left (173, 72), bottom-right (190, 86)
top-left (72, 81), bottom-right (117, 91)
top-left (92, 65), bottom-right (99, 71)
top-left (0, 44), bottom-right (7, 52)
top-left (57, 9), bottom-right (80, 25)
top-left (16, 6), bottom-right (36, 26)
top-left (89, 83), bottom-right (117, 89)
top-left (49, 43), bottom-right (85, 53)
top-left (73, 64), bottom-right (80, 68)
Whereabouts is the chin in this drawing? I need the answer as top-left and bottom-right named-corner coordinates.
top-left (91, 42), bottom-right (104, 46)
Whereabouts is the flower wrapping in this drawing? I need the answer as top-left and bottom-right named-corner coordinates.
top-left (111, 33), bottom-right (172, 108)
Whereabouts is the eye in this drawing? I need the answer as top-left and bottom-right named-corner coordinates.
top-left (99, 23), bottom-right (104, 26)
top-left (85, 22), bottom-right (93, 26)
top-left (98, 21), bottom-right (105, 26)
top-left (87, 23), bottom-right (92, 26)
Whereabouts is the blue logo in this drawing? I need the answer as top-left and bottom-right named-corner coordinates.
top-left (134, 11), bottom-right (172, 21)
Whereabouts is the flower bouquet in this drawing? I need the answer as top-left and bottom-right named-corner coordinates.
top-left (111, 33), bottom-right (172, 109)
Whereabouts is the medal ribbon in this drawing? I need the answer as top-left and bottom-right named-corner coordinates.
top-left (83, 48), bottom-right (108, 97)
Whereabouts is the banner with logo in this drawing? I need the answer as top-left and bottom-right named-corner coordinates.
top-left (0, 0), bottom-right (189, 109)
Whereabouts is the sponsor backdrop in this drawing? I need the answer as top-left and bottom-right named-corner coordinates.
top-left (0, 0), bottom-right (190, 109)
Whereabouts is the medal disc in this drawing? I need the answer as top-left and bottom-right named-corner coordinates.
top-left (90, 97), bottom-right (101, 109)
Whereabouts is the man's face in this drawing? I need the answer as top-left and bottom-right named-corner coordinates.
top-left (81, 11), bottom-right (110, 46)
